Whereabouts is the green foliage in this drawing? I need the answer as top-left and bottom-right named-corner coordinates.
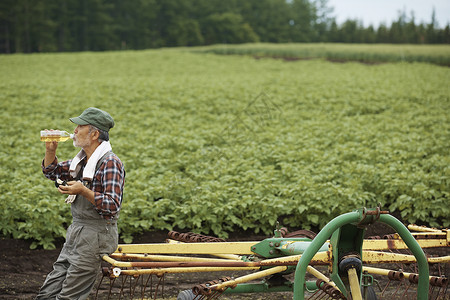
top-left (196, 43), bottom-right (450, 66)
top-left (0, 45), bottom-right (449, 249)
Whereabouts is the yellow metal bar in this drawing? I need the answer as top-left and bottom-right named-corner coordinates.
top-left (116, 236), bottom-right (447, 256)
top-left (261, 251), bottom-right (330, 266)
top-left (210, 266), bottom-right (288, 291)
top-left (363, 266), bottom-right (449, 282)
top-left (211, 254), bottom-right (242, 260)
top-left (306, 266), bottom-right (340, 289)
top-left (348, 268), bottom-right (362, 300)
top-left (103, 255), bottom-right (132, 268)
top-left (119, 266), bottom-right (260, 276)
top-left (363, 266), bottom-right (402, 277)
top-left (363, 251), bottom-right (417, 264)
top-left (363, 238), bottom-right (447, 250)
top-left (104, 251), bottom-right (331, 270)
top-left (116, 241), bottom-right (256, 255)
top-left (363, 251), bottom-right (450, 264)
top-left (110, 253), bottom-right (240, 263)
top-left (428, 255), bottom-right (450, 263)
top-left (166, 239), bottom-right (243, 260)
top-left (408, 224), bottom-right (441, 232)
top-left (411, 232), bottom-right (446, 237)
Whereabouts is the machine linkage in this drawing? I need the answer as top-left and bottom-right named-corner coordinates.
top-left (96, 207), bottom-right (449, 300)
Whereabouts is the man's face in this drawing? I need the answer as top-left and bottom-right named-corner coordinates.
top-left (73, 125), bottom-right (93, 148)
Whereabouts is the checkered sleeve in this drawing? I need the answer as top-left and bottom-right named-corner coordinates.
top-left (93, 155), bottom-right (125, 219)
top-left (42, 157), bottom-right (73, 181)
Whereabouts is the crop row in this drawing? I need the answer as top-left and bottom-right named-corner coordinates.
top-left (193, 43), bottom-right (450, 66)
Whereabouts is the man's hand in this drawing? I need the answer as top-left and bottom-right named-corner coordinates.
top-left (58, 181), bottom-right (96, 205)
top-left (44, 130), bottom-right (58, 167)
top-left (58, 181), bottom-right (84, 195)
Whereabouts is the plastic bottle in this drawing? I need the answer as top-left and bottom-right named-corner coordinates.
top-left (40, 130), bottom-right (74, 142)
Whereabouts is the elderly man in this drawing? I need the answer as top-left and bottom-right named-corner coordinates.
top-left (36, 107), bottom-right (125, 299)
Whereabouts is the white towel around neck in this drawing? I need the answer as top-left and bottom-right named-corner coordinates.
top-left (69, 141), bottom-right (112, 180)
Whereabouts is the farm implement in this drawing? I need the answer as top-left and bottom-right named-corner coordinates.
top-left (98, 206), bottom-right (449, 299)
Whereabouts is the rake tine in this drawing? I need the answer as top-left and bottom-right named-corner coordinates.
top-left (129, 275), bottom-right (140, 299)
top-left (308, 288), bottom-right (322, 300)
top-left (118, 274), bottom-right (128, 300)
top-left (400, 282), bottom-right (412, 299)
top-left (381, 279), bottom-right (391, 297)
top-left (158, 274), bottom-right (165, 299)
top-left (391, 278), bottom-right (404, 297)
top-left (153, 274), bottom-right (164, 300)
top-left (141, 274), bottom-right (152, 299)
top-left (317, 290), bottom-right (329, 300)
top-left (206, 289), bottom-right (219, 300)
top-left (94, 273), bottom-right (105, 300)
top-left (107, 277), bottom-right (116, 300)
top-left (438, 283), bottom-right (449, 300)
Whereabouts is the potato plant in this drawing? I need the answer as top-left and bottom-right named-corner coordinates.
top-left (0, 45), bottom-right (449, 249)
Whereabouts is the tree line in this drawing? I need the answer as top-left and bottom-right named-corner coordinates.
top-left (1, 0), bottom-right (449, 54)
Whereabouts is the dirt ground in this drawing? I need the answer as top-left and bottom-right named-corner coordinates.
top-left (1, 223), bottom-right (448, 299)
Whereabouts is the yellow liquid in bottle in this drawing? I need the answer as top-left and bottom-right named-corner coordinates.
top-left (40, 136), bottom-right (72, 142)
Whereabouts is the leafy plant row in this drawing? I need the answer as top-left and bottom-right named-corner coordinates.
top-left (193, 43), bottom-right (450, 66)
top-left (0, 46), bottom-right (448, 249)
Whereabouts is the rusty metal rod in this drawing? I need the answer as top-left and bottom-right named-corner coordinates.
top-left (117, 266), bottom-right (260, 276)
top-left (363, 266), bottom-right (449, 286)
top-left (103, 251), bottom-right (330, 269)
top-left (110, 253), bottom-right (240, 263)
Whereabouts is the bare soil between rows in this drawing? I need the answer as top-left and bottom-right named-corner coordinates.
top-left (1, 223), bottom-right (448, 299)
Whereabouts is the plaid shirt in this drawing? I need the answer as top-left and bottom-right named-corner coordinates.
top-left (42, 153), bottom-right (125, 220)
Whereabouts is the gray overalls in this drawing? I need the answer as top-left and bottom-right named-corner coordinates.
top-left (36, 153), bottom-right (119, 300)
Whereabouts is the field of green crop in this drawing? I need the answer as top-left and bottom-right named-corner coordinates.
top-left (195, 43), bottom-right (450, 66)
top-left (0, 44), bottom-right (449, 249)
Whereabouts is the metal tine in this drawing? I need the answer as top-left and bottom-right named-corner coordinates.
top-left (440, 283), bottom-right (449, 300)
top-left (94, 274), bottom-right (105, 300)
top-left (380, 279), bottom-right (392, 297)
top-left (107, 277), bottom-right (116, 300)
top-left (392, 278), bottom-right (405, 297)
top-left (129, 274), bottom-right (140, 299)
top-left (434, 283), bottom-right (447, 300)
top-left (153, 274), bottom-right (165, 300)
top-left (140, 274), bottom-right (152, 299)
top-left (210, 289), bottom-right (224, 300)
top-left (430, 283), bottom-right (438, 300)
top-left (400, 282), bottom-right (412, 299)
top-left (204, 289), bottom-right (218, 300)
top-left (118, 274), bottom-right (128, 300)
top-left (307, 288), bottom-right (322, 300)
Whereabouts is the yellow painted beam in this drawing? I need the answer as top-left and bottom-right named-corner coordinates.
top-left (115, 241), bottom-right (257, 255)
top-left (362, 251), bottom-right (450, 264)
top-left (363, 251), bottom-right (417, 263)
top-left (119, 266), bottom-right (260, 276)
top-left (408, 224), bottom-right (442, 232)
top-left (209, 266), bottom-right (288, 291)
top-left (166, 239), bottom-right (244, 260)
top-left (363, 266), bottom-right (450, 283)
top-left (348, 268), bottom-right (362, 300)
top-left (110, 253), bottom-right (241, 262)
top-left (363, 238), bottom-right (447, 250)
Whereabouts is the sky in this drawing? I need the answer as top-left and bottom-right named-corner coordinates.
top-left (327, 0), bottom-right (450, 28)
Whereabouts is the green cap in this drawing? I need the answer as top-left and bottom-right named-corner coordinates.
top-left (70, 107), bottom-right (115, 132)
